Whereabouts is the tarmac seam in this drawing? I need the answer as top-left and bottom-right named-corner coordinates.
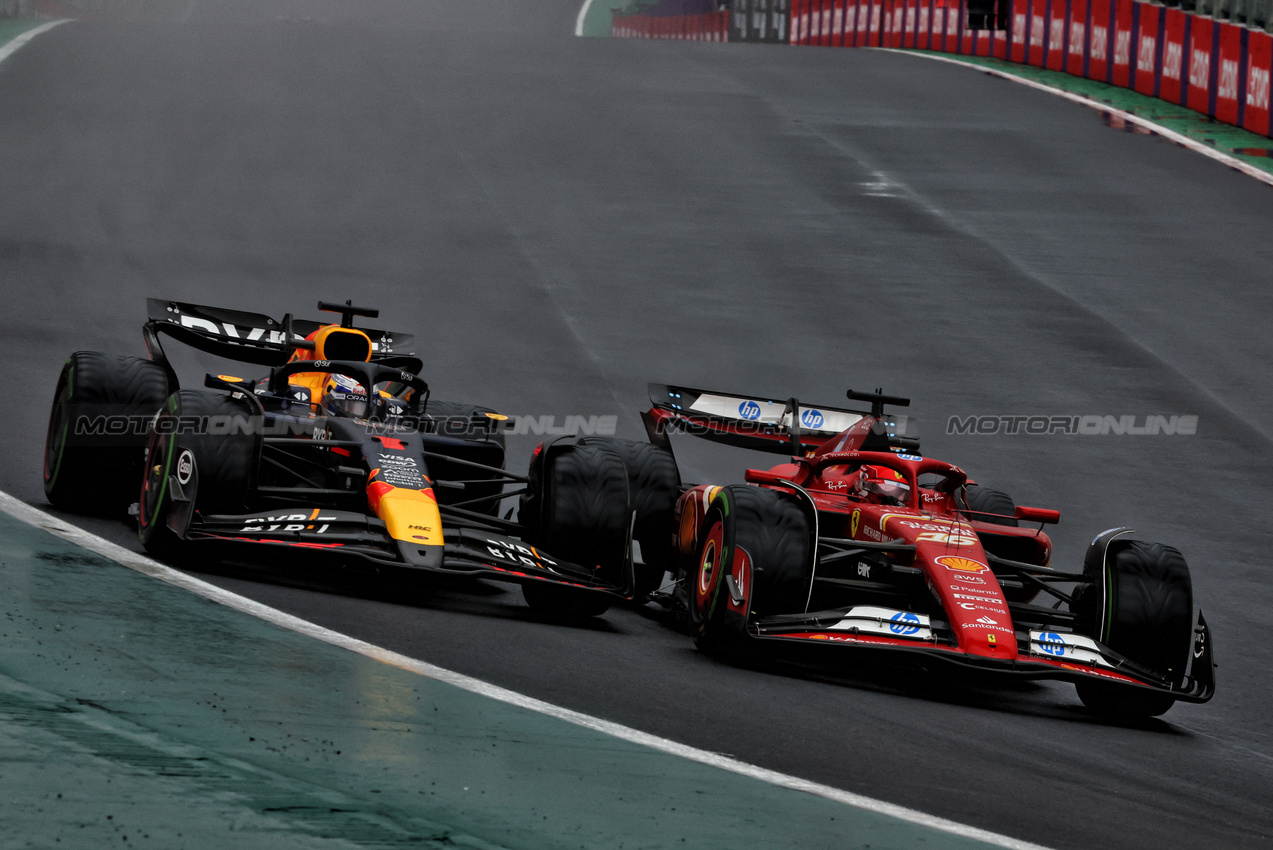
top-left (878, 48), bottom-right (1273, 188)
top-left (0, 489), bottom-right (1055, 850)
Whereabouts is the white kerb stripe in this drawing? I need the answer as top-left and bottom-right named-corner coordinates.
top-left (0, 20), bottom-right (69, 65)
top-left (0, 488), bottom-right (1055, 850)
top-left (575, 0), bottom-right (598, 37)
top-left (878, 48), bottom-right (1273, 188)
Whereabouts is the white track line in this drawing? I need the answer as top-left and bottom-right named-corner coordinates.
top-left (0, 490), bottom-right (1053, 850)
top-left (0, 20), bottom-right (68, 64)
top-left (879, 48), bottom-right (1273, 187)
top-left (575, 0), bottom-right (597, 37)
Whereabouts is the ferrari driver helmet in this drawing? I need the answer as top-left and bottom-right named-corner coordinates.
top-left (322, 374), bottom-right (369, 418)
top-left (855, 465), bottom-right (911, 505)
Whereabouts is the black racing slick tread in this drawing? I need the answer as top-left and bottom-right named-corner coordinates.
top-left (579, 437), bottom-right (680, 596)
top-left (958, 485), bottom-right (1018, 527)
top-left (44, 351), bottom-right (169, 514)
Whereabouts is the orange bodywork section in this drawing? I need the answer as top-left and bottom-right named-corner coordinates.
top-left (367, 480), bottom-right (443, 546)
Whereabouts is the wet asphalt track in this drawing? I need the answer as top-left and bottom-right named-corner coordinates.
top-left (1, 1), bottom-right (1272, 846)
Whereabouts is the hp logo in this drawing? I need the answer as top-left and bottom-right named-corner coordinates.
top-left (1038, 632), bottom-right (1066, 656)
top-left (738, 400), bottom-right (762, 420)
top-left (800, 409), bottom-right (824, 429)
top-left (889, 612), bottom-right (921, 636)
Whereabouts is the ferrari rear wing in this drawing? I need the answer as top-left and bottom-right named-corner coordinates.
top-left (143, 299), bottom-right (417, 368)
top-left (643, 383), bottom-right (915, 455)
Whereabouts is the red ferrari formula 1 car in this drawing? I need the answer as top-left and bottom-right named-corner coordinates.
top-left (619, 383), bottom-right (1215, 717)
top-left (42, 299), bottom-right (637, 616)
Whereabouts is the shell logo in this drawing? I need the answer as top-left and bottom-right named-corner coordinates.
top-left (935, 555), bottom-right (988, 573)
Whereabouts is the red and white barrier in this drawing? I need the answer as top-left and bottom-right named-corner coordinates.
top-left (784, 0), bottom-right (1273, 138)
top-left (625, 0), bottom-right (1273, 138)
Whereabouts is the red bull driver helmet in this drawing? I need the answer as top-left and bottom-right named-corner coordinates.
top-left (322, 374), bottom-right (369, 419)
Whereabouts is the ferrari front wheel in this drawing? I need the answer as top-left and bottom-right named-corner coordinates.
top-left (1073, 540), bottom-right (1194, 717)
top-left (691, 485), bottom-right (812, 655)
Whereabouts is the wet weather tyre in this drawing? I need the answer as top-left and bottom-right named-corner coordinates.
top-left (733, 486), bottom-right (811, 617)
top-left (43, 352), bottom-right (169, 516)
top-left (579, 437), bottom-right (680, 598)
top-left (138, 391), bottom-right (256, 557)
top-left (1075, 541), bottom-right (1193, 717)
top-left (691, 486), bottom-right (811, 655)
top-left (958, 485), bottom-right (1017, 527)
top-left (520, 443), bottom-right (629, 617)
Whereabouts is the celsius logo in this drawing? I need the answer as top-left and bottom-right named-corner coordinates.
top-left (889, 612), bottom-right (921, 636)
top-left (800, 408), bottom-right (824, 429)
top-left (1039, 632), bottom-right (1066, 656)
top-left (176, 450), bottom-right (194, 485)
top-left (738, 400), bottom-right (762, 421)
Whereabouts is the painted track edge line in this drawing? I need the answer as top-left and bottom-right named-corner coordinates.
top-left (0, 490), bottom-right (1052, 850)
top-left (0, 20), bottom-right (70, 64)
top-left (575, 0), bottom-right (597, 37)
top-left (877, 48), bottom-right (1273, 188)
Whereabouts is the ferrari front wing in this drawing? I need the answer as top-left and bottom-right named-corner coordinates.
top-left (751, 605), bottom-right (1215, 704)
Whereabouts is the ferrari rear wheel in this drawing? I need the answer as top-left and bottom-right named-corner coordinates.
top-left (1074, 540), bottom-right (1194, 717)
top-left (44, 351), bottom-right (168, 516)
top-left (579, 437), bottom-right (680, 599)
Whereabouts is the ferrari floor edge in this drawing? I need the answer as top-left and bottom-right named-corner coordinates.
top-left (0, 491), bottom-right (1051, 850)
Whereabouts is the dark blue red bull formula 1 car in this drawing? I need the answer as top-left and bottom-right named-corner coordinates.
top-left (42, 299), bottom-right (638, 617)
top-left (612, 383), bottom-right (1215, 717)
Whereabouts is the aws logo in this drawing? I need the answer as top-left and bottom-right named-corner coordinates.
top-left (935, 555), bottom-right (988, 574)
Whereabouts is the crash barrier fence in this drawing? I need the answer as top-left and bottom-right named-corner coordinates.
top-left (611, 9), bottom-right (729, 39)
top-left (614, 0), bottom-right (1273, 138)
